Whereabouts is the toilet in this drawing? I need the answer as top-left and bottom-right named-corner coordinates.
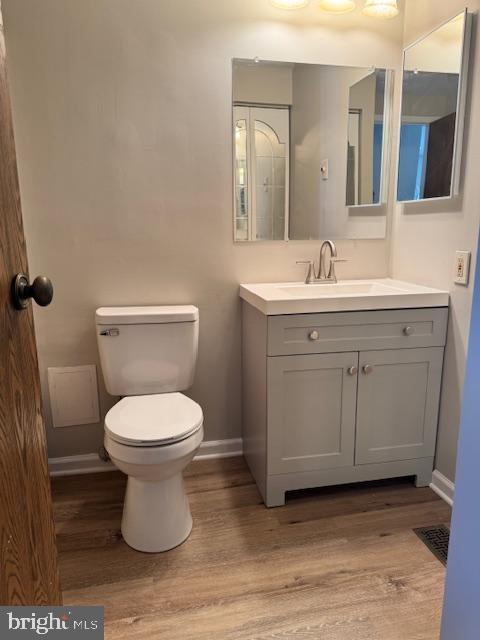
top-left (95, 305), bottom-right (203, 553)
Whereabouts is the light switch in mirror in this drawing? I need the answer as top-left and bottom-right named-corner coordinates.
top-left (397, 11), bottom-right (472, 203)
top-left (232, 59), bottom-right (394, 243)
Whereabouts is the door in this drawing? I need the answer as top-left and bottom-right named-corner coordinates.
top-left (233, 105), bottom-right (289, 241)
top-left (0, 6), bottom-right (61, 604)
top-left (424, 112), bottom-right (456, 199)
top-left (355, 348), bottom-right (444, 465)
top-left (441, 229), bottom-right (480, 640)
top-left (267, 353), bottom-right (358, 474)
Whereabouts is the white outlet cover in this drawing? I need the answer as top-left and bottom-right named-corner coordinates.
top-left (48, 365), bottom-right (100, 428)
top-left (454, 250), bottom-right (471, 286)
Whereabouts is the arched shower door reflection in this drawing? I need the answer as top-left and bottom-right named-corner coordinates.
top-left (234, 106), bottom-right (289, 241)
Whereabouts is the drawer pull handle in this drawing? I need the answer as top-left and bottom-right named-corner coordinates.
top-left (403, 326), bottom-right (414, 336)
top-left (363, 364), bottom-right (374, 375)
top-left (347, 366), bottom-right (358, 376)
top-left (309, 330), bottom-right (319, 341)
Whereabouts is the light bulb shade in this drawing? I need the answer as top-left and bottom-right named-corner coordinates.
top-left (362, 0), bottom-right (399, 18)
top-left (319, 0), bottom-right (356, 13)
top-left (270, 0), bottom-right (310, 9)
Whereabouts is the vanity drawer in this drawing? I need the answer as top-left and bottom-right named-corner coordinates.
top-left (267, 307), bottom-right (448, 356)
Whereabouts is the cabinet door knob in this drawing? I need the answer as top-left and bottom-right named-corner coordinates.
top-left (347, 366), bottom-right (358, 376)
top-left (403, 326), bottom-right (414, 336)
top-left (308, 330), bottom-right (319, 341)
top-left (363, 364), bottom-right (374, 375)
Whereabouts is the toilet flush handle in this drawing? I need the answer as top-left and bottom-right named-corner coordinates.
top-left (100, 328), bottom-right (120, 337)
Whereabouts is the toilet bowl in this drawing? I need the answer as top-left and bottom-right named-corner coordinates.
top-left (104, 393), bottom-right (204, 553)
top-left (96, 305), bottom-right (203, 553)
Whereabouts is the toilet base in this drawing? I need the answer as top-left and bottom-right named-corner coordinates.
top-left (121, 473), bottom-right (193, 553)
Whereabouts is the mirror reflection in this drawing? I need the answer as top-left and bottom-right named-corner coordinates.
top-left (234, 106), bottom-right (289, 241)
top-left (233, 60), bottom-right (393, 242)
top-left (346, 70), bottom-right (386, 207)
top-left (397, 12), bottom-right (468, 202)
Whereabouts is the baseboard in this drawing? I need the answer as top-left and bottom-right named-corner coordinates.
top-left (48, 453), bottom-right (115, 477)
top-left (430, 469), bottom-right (455, 507)
top-left (196, 438), bottom-right (243, 460)
top-left (48, 438), bottom-right (243, 477)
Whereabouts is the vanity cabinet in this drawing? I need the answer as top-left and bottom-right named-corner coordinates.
top-left (268, 352), bottom-right (358, 474)
top-left (355, 348), bottom-right (444, 465)
top-left (242, 303), bottom-right (448, 507)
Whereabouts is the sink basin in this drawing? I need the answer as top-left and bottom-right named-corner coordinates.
top-left (239, 279), bottom-right (449, 315)
top-left (278, 282), bottom-right (401, 298)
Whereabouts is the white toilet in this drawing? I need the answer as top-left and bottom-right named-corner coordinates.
top-left (95, 305), bottom-right (203, 553)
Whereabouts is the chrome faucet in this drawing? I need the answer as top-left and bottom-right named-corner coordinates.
top-left (319, 240), bottom-right (339, 282)
top-left (297, 240), bottom-right (347, 285)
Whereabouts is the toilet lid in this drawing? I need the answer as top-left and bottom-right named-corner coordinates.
top-left (105, 393), bottom-right (203, 447)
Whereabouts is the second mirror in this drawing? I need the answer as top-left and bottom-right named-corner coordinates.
top-left (397, 11), bottom-right (471, 203)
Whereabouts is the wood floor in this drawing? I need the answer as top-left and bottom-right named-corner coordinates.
top-left (51, 457), bottom-right (451, 640)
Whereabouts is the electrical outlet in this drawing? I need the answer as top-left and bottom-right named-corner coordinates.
top-left (454, 250), bottom-right (471, 286)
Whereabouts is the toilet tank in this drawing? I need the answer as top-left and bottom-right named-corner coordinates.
top-left (95, 306), bottom-right (199, 396)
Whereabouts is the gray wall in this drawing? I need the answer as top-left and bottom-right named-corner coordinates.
top-left (3, 0), bottom-right (476, 487)
top-left (391, 0), bottom-right (480, 483)
top-left (2, 0), bottom-right (403, 458)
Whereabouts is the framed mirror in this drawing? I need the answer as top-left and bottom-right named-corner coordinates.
top-left (397, 10), bottom-right (472, 203)
top-left (232, 60), bottom-right (394, 242)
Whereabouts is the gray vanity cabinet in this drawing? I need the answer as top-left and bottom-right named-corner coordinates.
top-left (267, 352), bottom-right (358, 474)
top-left (355, 348), bottom-right (444, 465)
top-left (242, 302), bottom-right (449, 507)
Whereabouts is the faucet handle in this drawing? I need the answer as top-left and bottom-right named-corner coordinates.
top-left (296, 260), bottom-right (316, 285)
top-left (327, 257), bottom-right (347, 281)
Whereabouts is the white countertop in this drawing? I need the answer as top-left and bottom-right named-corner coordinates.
top-left (239, 278), bottom-right (450, 315)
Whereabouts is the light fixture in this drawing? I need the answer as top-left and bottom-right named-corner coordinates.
top-left (362, 0), bottom-right (399, 19)
top-left (270, 0), bottom-right (310, 9)
top-left (319, 0), bottom-right (356, 14)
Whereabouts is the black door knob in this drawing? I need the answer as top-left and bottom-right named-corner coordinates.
top-left (12, 273), bottom-right (54, 310)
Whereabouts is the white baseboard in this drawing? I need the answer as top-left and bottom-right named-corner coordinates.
top-left (430, 469), bottom-right (455, 507)
top-left (48, 453), bottom-right (114, 477)
top-left (196, 438), bottom-right (243, 460)
top-left (48, 438), bottom-right (243, 477)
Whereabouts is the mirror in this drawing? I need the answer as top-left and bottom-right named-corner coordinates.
top-left (397, 11), bottom-right (471, 203)
top-left (232, 60), bottom-right (394, 242)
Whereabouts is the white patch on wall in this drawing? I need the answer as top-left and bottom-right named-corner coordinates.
top-left (48, 365), bottom-right (100, 428)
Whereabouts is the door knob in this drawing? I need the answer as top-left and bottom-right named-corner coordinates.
top-left (12, 274), bottom-right (54, 310)
top-left (363, 364), bottom-right (374, 375)
top-left (347, 366), bottom-right (358, 376)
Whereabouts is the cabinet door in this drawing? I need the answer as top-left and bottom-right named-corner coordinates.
top-left (267, 353), bottom-right (358, 474)
top-left (355, 348), bottom-right (444, 465)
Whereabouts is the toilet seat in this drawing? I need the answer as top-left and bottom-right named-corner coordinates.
top-left (105, 393), bottom-right (203, 447)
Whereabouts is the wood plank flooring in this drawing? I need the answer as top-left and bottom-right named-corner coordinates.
top-left (51, 457), bottom-right (450, 640)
